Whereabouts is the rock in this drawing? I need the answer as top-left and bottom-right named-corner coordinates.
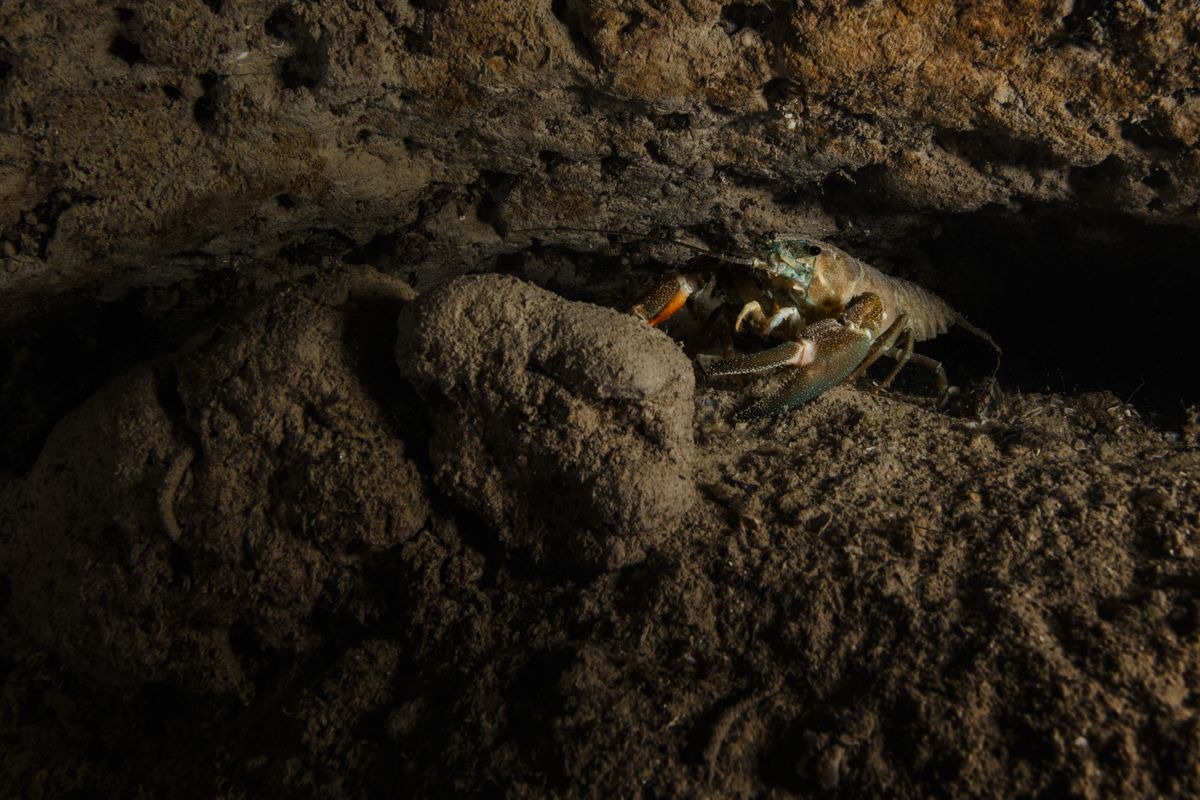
top-left (397, 274), bottom-right (695, 571)
top-left (3, 2), bottom-right (1199, 322)
top-left (1, 276), bottom-right (428, 695)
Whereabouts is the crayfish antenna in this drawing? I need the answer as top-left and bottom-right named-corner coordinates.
top-left (953, 314), bottom-right (1003, 397)
top-left (508, 225), bottom-right (756, 265)
top-left (954, 314), bottom-right (1002, 355)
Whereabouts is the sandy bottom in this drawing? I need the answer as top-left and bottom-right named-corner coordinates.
top-left (1, 269), bottom-right (1197, 798)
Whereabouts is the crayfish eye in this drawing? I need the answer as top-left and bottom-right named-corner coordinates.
top-left (805, 244), bottom-right (822, 256)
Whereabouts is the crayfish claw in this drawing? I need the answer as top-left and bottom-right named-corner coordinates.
top-left (630, 273), bottom-right (702, 327)
top-left (734, 320), bottom-right (876, 421)
top-left (705, 340), bottom-right (813, 377)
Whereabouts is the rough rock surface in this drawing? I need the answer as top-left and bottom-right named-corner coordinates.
top-left (1, 0), bottom-right (1199, 797)
top-left (398, 273), bottom-right (695, 570)
top-left (1, 274), bottom-right (428, 695)
top-left (2, 1), bottom-right (1199, 321)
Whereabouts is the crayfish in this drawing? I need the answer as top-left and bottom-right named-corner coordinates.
top-left (629, 235), bottom-right (999, 420)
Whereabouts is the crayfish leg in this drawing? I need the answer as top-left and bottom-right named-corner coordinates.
top-left (842, 310), bottom-right (950, 401)
top-left (890, 351), bottom-right (949, 401)
top-left (844, 311), bottom-right (909, 387)
top-left (875, 327), bottom-right (915, 389)
top-left (842, 311), bottom-right (947, 401)
top-left (733, 300), bottom-right (767, 333)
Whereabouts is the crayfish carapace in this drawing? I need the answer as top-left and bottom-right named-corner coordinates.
top-left (630, 236), bottom-right (1000, 420)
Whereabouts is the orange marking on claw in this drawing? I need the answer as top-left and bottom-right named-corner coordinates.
top-left (647, 290), bottom-right (689, 326)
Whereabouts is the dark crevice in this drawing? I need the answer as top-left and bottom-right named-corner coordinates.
top-left (226, 622), bottom-right (282, 683)
top-left (1052, 0), bottom-right (1162, 80)
top-left (715, 164), bottom-right (777, 191)
top-left (341, 290), bottom-right (430, 456)
top-left (344, 230), bottom-right (404, 265)
top-left (192, 71), bottom-right (227, 132)
top-left (600, 152), bottom-right (630, 178)
top-left (902, 206), bottom-right (1200, 413)
top-left (401, 24), bottom-right (433, 54)
top-left (153, 363), bottom-right (204, 457)
top-left (815, 165), bottom-right (897, 214)
top-left (1054, 0), bottom-right (1112, 49)
top-left (1, 191), bottom-right (94, 261)
top-left (618, 9), bottom-right (644, 37)
top-left (772, 181), bottom-right (817, 209)
top-left (1066, 155), bottom-right (1127, 203)
top-left (0, 281), bottom-right (211, 472)
top-left (1119, 119), bottom-right (1187, 154)
top-left (933, 128), bottom-right (1067, 170)
top-left (720, 1), bottom-right (778, 36)
top-left (550, 0), bottom-right (598, 66)
top-left (263, 6), bottom-right (299, 39)
top-left (1141, 169), bottom-right (1171, 189)
top-left (651, 112), bottom-right (691, 131)
top-left (762, 77), bottom-right (801, 107)
top-left (643, 140), bottom-right (668, 164)
top-left (110, 8), bottom-right (146, 67)
top-left (476, 171), bottom-right (517, 235)
top-left (277, 229), bottom-right (357, 265)
top-left (108, 34), bottom-right (145, 66)
top-left (759, 716), bottom-right (842, 793)
top-left (201, 0), bottom-right (226, 12)
top-left (1064, 99), bottom-right (1090, 118)
top-left (265, 6), bottom-right (328, 90)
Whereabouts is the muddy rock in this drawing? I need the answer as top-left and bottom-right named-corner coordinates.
top-left (1, 276), bottom-right (427, 695)
top-left (3, 2), bottom-right (1200, 323)
top-left (397, 274), bottom-right (694, 570)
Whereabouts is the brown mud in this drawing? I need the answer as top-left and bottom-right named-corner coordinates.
top-left (2, 267), bottom-right (1197, 798)
top-left (2, 0), bottom-right (1199, 796)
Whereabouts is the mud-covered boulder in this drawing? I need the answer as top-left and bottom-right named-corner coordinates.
top-left (397, 274), bottom-right (695, 571)
top-left (1, 276), bottom-right (428, 696)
